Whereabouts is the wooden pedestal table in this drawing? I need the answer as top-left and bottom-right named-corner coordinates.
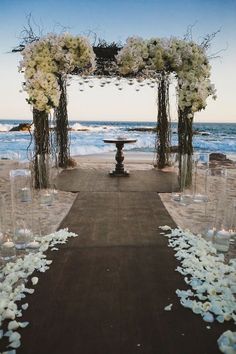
top-left (103, 138), bottom-right (137, 176)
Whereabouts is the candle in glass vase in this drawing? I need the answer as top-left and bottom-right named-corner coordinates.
top-left (41, 191), bottom-right (53, 206)
top-left (19, 187), bottom-right (31, 202)
top-left (1, 239), bottom-right (16, 261)
top-left (15, 228), bottom-right (32, 249)
top-left (213, 229), bottom-right (231, 252)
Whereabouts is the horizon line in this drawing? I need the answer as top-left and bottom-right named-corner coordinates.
top-left (0, 118), bottom-right (236, 124)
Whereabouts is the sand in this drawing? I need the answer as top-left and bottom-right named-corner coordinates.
top-left (73, 151), bottom-right (156, 170)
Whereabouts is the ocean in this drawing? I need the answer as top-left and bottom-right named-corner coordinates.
top-left (0, 119), bottom-right (236, 160)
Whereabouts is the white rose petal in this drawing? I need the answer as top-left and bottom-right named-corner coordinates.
top-left (51, 247), bottom-right (59, 251)
top-left (8, 339), bottom-right (21, 349)
top-left (0, 229), bottom-right (77, 353)
top-left (21, 303), bottom-right (29, 310)
top-left (9, 332), bottom-right (21, 343)
top-left (31, 277), bottom-right (39, 286)
top-left (159, 225), bottom-right (172, 231)
top-left (19, 321), bottom-right (29, 328)
top-left (8, 321), bottom-right (19, 331)
top-left (3, 309), bottom-right (15, 320)
top-left (164, 304), bottom-right (173, 311)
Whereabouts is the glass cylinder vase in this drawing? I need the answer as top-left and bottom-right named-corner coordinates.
top-left (0, 233), bottom-right (16, 261)
top-left (192, 153), bottom-right (209, 203)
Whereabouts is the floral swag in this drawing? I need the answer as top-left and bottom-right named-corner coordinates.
top-left (19, 33), bottom-right (96, 112)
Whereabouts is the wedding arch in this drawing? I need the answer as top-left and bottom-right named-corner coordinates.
top-left (17, 32), bottom-right (216, 188)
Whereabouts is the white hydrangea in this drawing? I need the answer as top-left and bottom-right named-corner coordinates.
top-left (116, 37), bottom-right (149, 75)
top-left (117, 36), bottom-right (216, 116)
top-left (19, 33), bottom-right (96, 112)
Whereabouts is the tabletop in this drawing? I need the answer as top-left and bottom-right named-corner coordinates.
top-left (103, 137), bottom-right (137, 144)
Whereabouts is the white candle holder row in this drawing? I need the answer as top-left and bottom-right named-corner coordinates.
top-left (0, 234), bottom-right (40, 262)
top-left (169, 153), bottom-right (235, 255)
top-left (0, 150), bottom-right (61, 264)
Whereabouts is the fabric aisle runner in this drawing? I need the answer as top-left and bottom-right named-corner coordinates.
top-left (16, 170), bottom-right (234, 354)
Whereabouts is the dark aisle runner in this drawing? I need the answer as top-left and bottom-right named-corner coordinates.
top-left (17, 188), bottom-right (234, 353)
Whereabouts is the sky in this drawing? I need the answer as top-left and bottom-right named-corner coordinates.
top-left (0, 0), bottom-right (235, 122)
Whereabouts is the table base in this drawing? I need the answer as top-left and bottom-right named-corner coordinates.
top-left (109, 170), bottom-right (130, 177)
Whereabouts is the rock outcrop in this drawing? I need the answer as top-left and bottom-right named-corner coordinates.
top-left (10, 123), bottom-right (32, 132)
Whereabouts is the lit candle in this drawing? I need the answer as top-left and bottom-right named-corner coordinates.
top-left (15, 228), bottom-right (32, 249)
top-left (19, 187), bottom-right (31, 202)
top-left (41, 192), bottom-right (53, 206)
top-left (171, 193), bottom-right (181, 202)
top-left (1, 239), bottom-right (16, 261)
top-left (2, 240), bottom-right (15, 248)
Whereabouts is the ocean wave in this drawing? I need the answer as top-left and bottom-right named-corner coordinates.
top-left (71, 144), bottom-right (115, 155)
top-left (197, 131), bottom-right (211, 136)
top-left (0, 120), bottom-right (236, 159)
top-left (193, 138), bottom-right (236, 152)
top-left (70, 122), bottom-right (117, 132)
top-left (0, 123), bottom-right (14, 132)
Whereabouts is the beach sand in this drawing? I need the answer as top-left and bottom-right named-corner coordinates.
top-left (73, 151), bottom-right (156, 170)
top-left (1, 151), bottom-right (235, 259)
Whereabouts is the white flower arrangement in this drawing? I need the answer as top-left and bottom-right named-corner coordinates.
top-left (117, 37), bottom-right (216, 116)
top-left (19, 33), bottom-right (96, 112)
top-left (160, 226), bottom-right (236, 353)
top-left (0, 229), bottom-right (78, 352)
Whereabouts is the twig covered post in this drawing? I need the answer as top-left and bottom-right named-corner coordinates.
top-left (157, 72), bottom-right (170, 168)
top-left (32, 108), bottom-right (50, 189)
top-left (178, 108), bottom-right (193, 186)
top-left (55, 75), bottom-right (70, 168)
